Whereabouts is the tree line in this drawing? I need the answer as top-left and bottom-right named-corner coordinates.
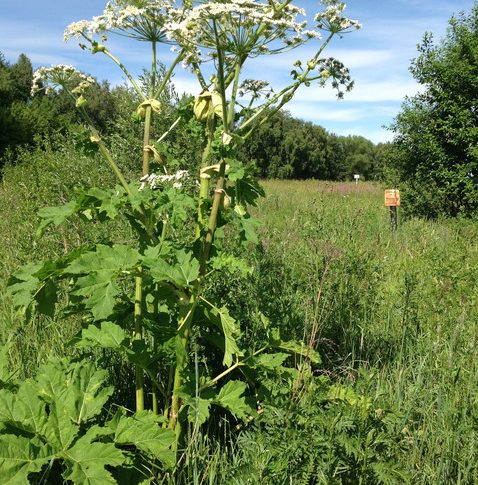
top-left (0, 51), bottom-right (388, 181)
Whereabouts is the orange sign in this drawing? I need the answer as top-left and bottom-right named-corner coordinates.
top-left (384, 189), bottom-right (400, 207)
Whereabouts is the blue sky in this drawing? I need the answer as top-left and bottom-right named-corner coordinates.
top-left (1, 0), bottom-right (476, 143)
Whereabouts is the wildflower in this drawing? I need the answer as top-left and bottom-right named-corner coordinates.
top-left (64, 0), bottom-right (175, 43)
top-left (31, 65), bottom-right (95, 96)
top-left (140, 170), bottom-right (189, 190)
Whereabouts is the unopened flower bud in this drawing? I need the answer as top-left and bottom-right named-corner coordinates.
top-left (193, 89), bottom-right (213, 121)
top-left (75, 95), bottom-right (87, 108)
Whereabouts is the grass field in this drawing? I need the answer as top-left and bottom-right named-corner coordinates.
top-left (252, 180), bottom-right (478, 483)
top-left (1, 165), bottom-right (478, 482)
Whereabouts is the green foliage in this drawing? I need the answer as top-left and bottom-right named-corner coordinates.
top-left (238, 110), bottom-right (386, 181)
top-left (390, 5), bottom-right (478, 218)
top-left (0, 353), bottom-right (176, 484)
top-left (226, 376), bottom-right (408, 484)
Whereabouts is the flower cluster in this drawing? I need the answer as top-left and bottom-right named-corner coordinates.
top-left (64, 0), bottom-right (175, 43)
top-left (140, 169), bottom-right (189, 190)
top-left (238, 79), bottom-right (273, 101)
top-left (31, 65), bottom-right (95, 96)
top-left (314, 1), bottom-right (361, 33)
top-left (164, 0), bottom-right (322, 62)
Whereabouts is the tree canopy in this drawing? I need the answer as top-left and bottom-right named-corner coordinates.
top-left (390, 5), bottom-right (478, 218)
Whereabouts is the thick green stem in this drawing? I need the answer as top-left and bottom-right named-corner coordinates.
top-left (152, 387), bottom-right (159, 415)
top-left (134, 274), bottom-right (145, 412)
top-left (154, 49), bottom-right (185, 99)
top-left (227, 61), bottom-right (242, 130)
top-left (195, 118), bottom-right (215, 239)
top-left (200, 160), bottom-right (227, 275)
top-left (169, 299), bottom-right (196, 445)
top-left (196, 176), bottom-right (210, 239)
top-left (93, 41), bottom-right (145, 100)
top-left (163, 366), bottom-right (175, 421)
top-left (142, 106), bottom-right (153, 176)
top-left (213, 20), bottom-right (230, 132)
top-left (96, 139), bottom-right (133, 197)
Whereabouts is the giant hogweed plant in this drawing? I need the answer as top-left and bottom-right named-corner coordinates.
top-left (5, 0), bottom-right (360, 479)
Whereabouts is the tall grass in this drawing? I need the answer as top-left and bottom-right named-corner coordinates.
top-left (249, 180), bottom-right (478, 483)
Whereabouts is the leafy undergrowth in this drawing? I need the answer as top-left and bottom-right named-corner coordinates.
top-left (0, 346), bottom-right (175, 484)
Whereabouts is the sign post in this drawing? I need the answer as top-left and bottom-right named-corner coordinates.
top-left (384, 189), bottom-right (400, 231)
top-left (354, 174), bottom-right (360, 185)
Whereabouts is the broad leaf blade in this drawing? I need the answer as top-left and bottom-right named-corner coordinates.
top-left (63, 440), bottom-right (124, 485)
top-left (213, 381), bottom-right (253, 420)
top-left (0, 436), bottom-right (53, 484)
top-left (114, 411), bottom-right (175, 469)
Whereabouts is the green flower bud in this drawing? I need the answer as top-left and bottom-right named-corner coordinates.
top-left (91, 43), bottom-right (106, 54)
top-left (137, 105), bottom-right (146, 119)
top-left (75, 95), bottom-right (87, 108)
top-left (193, 90), bottom-right (213, 121)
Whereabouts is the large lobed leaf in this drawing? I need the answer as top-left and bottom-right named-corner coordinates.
top-left (66, 244), bottom-right (140, 320)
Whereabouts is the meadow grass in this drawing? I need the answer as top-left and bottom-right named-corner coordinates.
top-left (251, 180), bottom-right (478, 483)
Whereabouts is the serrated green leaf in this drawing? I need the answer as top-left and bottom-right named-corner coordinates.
top-left (66, 245), bottom-right (139, 321)
top-left (73, 275), bottom-right (120, 321)
top-left (186, 396), bottom-right (212, 427)
top-left (114, 411), bottom-right (175, 469)
top-left (0, 436), bottom-right (53, 484)
top-left (69, 364), bottom-right (113, 424)
top-left (63, 440), bottom-right (124, 485)
top-left (149, 249), bottom-right (199, 288)
top-left (175, 250), bottom-right (200, 286)
top-left (253, 352), bottom-right (289, 370)
top-left (276, 340), bottom-right (322, 365)
top-left (36, 360), bottom-right (112, 448)
top-left (215, 307), bottom-right (242, 367)
top-left (213, 381), bottom-right (253, 419)
top-left (238, 217), bottom-right (261, 244)
top-left (0, 343), bottom-right (13, 384)
top-left (6, 262), bottom-right (43, 310)
top-left (84, 187), bottom-right (123, 219)
top-left (35, 279), bottom-right (58, 317)
top-left (211, 252), bottom-right (252, 277)
top-left (78, 321), bottom-right (129, 350)
top-left (0, 358), bottom-right (124, 484)
top-left (14, 382), bottom-right (49, 435)
top-left (0, 386), bottom-right (45, 437)
top-left (36, 200), bottom-right (78, 237)
top-left (66, 244), bottom-right (139, 275)
top-left (141, 242), bottom-right (172, 269)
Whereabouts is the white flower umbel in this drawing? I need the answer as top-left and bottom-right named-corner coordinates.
top-left (314, 1), bottom-right (361, 33)
top-left (64, 0), bottom-right (176, 43)
top-left (31, 65), bottom-right (96, 96)
top-left (140, 169), bottom-right (189, 190)
top-left (164, 0), bottom-right (322, 62)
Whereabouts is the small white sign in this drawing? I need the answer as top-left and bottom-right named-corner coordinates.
top-left (354, 174), bottom-right (360, 184)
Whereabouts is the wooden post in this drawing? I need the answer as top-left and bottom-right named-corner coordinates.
top-left (384, 189), bottom-right (400, 232)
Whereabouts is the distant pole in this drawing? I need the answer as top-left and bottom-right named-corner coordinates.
top-left (384, 189), bottom-right (400, 232)
top-left (390, 206), bottom-right (398, 231)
